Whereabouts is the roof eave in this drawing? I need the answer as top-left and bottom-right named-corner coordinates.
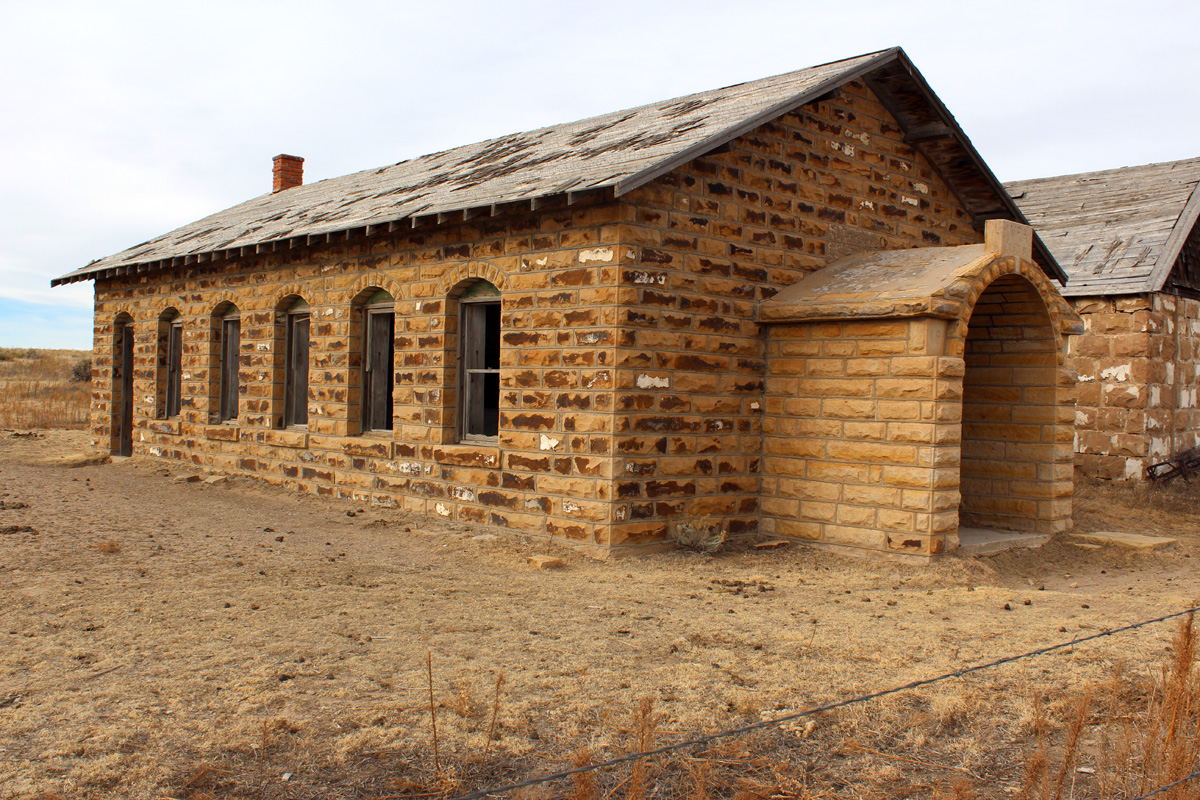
top-left (1146, 181), bottom-right (1200, 292)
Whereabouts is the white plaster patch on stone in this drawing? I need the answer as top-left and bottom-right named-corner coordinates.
top-left (750, 401), bottom-right (761, 411)
top-left (830, 141), bottom-right (855, 157)
top-left (900, 195), bottom-right (920, 207)
top-left (636, 373), bottom-right (670, 389)
top-left (424, 464), bottom-right (435, 475)
top-left (1150, 385), bottom-right (1161, 405)
top-left (148, 445), bottom-right (163, 456)
top-left (910, 181), bottom-right (929, 195)
top-left (257, 343), bottom-right (270, 351)
top-left (709, 419), bottom-right (729, 431)
top-left (1166, 363), bottom-right (1175, 383)
top-left (625, 247), bottom-right (637, 260)
top-left (395, 461), bottom-right (422, 475)
top-left (452, 486), bottom-right (476, 502)
top-left (434, 502), bottom-right (452, 517)
top-left (858, 200), bottom-right (875, 211)
top-left (1124, 458), bottom-right (1144, 480)
top-left (584, 370), bottom-right (610, 388)
top-left (1099, 364), bottom-right (1131, 382)
top-left (415, 302), bottom-right (422, 312)
top-left (524, 498), bottom-right (544, 511)
top-left (1150, 437), bottom-right (1171, 457)
top-left (182, 372), bottom-right (192, 380)
top-left (1075, 410), bottom-right (1090, 426)
top-left (1073, 431), bottom-right (1080, 450)
top-left (579, 332), bottom-right (607, 345)
top-left (324, 308), bottom-right (334, 317)
top-left (615, 506), bottom-right (627, 521)
top-left (579, 247), bottom-right (614, 265)
top-left (628, 271), bottom-right (666, 285)
top-left (563, 500), bottom-right (582, 515)
top-left (1077, 373), bottom-right (1094, 382)
top-left (539, 434), bottom-right (560, 451)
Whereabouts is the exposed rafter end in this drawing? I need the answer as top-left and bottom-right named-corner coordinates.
top-left (197, 253), bottom-right (210, 264)
top-left (436, 211), bottom-right (456, 225)
top-left (530, 196), bottom-right (549, 211)
top-left (463, 207), bottom-right (486, 221)
top-left (904, 123), bottom-right (955, 143)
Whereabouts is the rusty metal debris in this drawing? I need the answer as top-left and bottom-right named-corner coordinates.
top-left (1147, 445), bottom-right (1200, 483)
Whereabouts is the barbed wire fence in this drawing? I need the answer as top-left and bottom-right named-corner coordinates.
top-left (449, 605), bottom-right (1200, 800)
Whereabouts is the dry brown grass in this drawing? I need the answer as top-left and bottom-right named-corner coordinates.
top-left (0, 347), bottom-right (91, 430)
top-left (1021, 615), bottom-right (1200, 800)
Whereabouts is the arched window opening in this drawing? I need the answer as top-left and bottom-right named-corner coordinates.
top-left (157, 309), bottom-right (183, 419)
top-left (362, 290), bottom-right (394, 432)
top-left (457, 280), bottom-right (501, 439)
top-left (217, 304), bottom-right (241, 422)
top-left (284, 298), bottom-right (309, 428)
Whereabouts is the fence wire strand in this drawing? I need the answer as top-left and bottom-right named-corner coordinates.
top-left (1127, 769), bottom-right (1200, 799)
top-left (449, 605), bottom-right (1199, 800)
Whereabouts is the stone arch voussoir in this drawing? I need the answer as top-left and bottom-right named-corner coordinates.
top-left (345, 274), bottom-right (407, 306)
top-left (438, 260), bottom-right (509, 298)
top-left (955, 256), bottom-right (1071, 364)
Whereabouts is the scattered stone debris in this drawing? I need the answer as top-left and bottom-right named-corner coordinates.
top-left (1, 525), bottom-right (36, 535)
top-left (0, 500), bottom-right (29, 510)
top-left (203, 475), bottom-right (229, 485)
top-left (173, 474), bottom-right (201, 484)
top-left (527, 555), bottom-right (565, 570)
top-left (709, 579), bottom-right (775, 595)
top-left (753, 539), bottom-right (791, 550)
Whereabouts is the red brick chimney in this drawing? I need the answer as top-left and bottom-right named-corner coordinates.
top-left (272, 154), bottom-right (304, 192)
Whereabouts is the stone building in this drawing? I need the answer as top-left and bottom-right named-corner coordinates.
top-left (55, 47), bottom-right (1081, 561)
top-left (1007, 159), bottom-right (1200, 479)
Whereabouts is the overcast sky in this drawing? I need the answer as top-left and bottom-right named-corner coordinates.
top-left (2, 0), bottom-right (1198, 349)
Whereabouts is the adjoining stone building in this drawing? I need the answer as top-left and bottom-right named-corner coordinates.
top-left (1007, 159), bottom-right (1200, 479)
top-left (55, 47), bottom-right (1082, 561)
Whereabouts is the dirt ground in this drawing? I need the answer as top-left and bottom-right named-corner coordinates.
top-left (1, 429), bottom-right (1197, 800)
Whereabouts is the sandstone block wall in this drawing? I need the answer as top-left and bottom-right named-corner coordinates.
top-left (1070, 293), bottom-right (1200, 479)
top-left (608, 77), bottom-right (979, 547)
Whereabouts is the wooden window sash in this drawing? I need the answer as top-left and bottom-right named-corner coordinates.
top-left (219, 316), bottom-right (240, 422)
top-left (363, 306), bottom-right (394, 432)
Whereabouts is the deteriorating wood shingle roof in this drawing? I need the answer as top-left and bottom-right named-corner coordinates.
top-left (1006, 157), bottom-right (1200, 297)
top-left (55, 47), bottom-right (1063, 286)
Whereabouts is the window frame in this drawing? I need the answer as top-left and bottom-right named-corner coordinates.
top-left (362, 294), bottom-right (395, 433)
top-left (218, 309), bottom-right (241, 423)
top-left (164, 318), bottom-right (183, 419)
top-left (457, 288), bottom-right (501, 442)
top-left (283, 302), bottom-right (310, 428)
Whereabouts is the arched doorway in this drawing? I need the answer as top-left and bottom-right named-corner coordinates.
top-left (958, 274), bottom-right (1062, 534)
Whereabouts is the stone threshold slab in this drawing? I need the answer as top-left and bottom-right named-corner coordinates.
top-left (1070, 531), bottom-right (1178, 550)
top-left (957, 527), bottom-right (1052, 556)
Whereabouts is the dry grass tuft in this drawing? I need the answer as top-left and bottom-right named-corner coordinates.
top-left (94, 540), bottom-right (121, 554)
top-left (669, 516), bottom-right (726, 554)
top-left (1022, 614), bottom-right (1200, 799)
top-left (0, 348), bottom-right (92, 430)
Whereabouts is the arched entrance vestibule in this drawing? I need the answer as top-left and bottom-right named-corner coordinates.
top-left (757, 221), bottom-right (1082, 561)
top-left (957, 273), bottom-right (1065, 536)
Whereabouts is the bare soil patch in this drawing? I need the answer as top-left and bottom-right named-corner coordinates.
top-left (1, 430), bottom-right (1197, 799)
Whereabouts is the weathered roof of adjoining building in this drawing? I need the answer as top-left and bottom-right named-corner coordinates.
top-left (55, 47), bottom-right (1063, 287)
top-left (1006, 157), bottom-right (1200, 297)
top-left (760, 220), bottom-right (1081, 333)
